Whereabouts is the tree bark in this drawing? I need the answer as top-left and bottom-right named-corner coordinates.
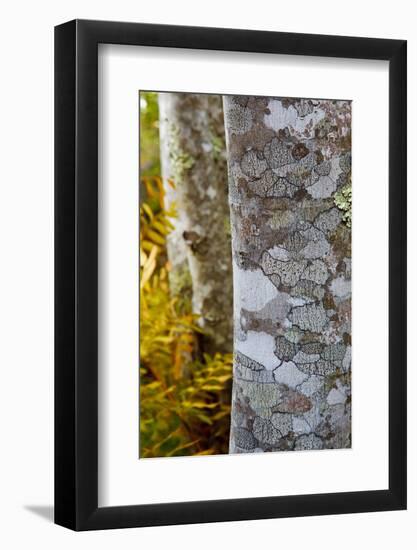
top-left (158, 92), bottom-right (233, 355)
top-left (223, 95), bottom-right (352, 453)
top-left (158, 94), bottom-right (191, 303)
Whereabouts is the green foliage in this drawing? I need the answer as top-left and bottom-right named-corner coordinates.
top-left (140, 92), bottom-right (161, 177)
top-left (139, 180), bottom-right (232, 458)
top-left (140, 351), bottom-right (233, 458)
top-left (334, 180), bottom-right (352, 228)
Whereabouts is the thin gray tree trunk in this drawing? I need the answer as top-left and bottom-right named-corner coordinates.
top-left (223, 95), bottom-right (352, 453)
top-left (158, 92), bottom-right (233, 355)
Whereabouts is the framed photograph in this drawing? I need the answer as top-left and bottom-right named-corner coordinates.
top-left (55, 19), bottom-right (407, 530)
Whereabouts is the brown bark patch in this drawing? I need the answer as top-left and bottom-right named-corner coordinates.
top-left (292, 143), bottom-right (310, 160)
top-left (272, 389), bottom-right (312, 414)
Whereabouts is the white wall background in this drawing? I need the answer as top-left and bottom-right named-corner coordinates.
top-left (0, 1), bottom-right (414, 548)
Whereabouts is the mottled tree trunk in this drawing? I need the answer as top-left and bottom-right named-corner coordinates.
top-left (158, 92), bottom-right (233, 355)
top-left (223, 95), bottom-right (352, 453)
top-left (158, 95), bottom-right (191, 302)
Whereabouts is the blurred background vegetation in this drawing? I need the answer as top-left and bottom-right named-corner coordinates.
top-left (139, 92), bottom-right (233, 458)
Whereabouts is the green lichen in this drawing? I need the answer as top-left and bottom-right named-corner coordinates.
top-left (334, 182), bottom-right (352, 228)
top-left (169, 124), bottom-right (195, 182)
top-left (169, 262), bottom-right (193, 305)
top-left (223, 216), bottom-right (231, 238)
top-left (211, 134), bottom-right (225, 161)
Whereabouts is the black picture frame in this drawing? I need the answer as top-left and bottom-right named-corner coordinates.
top-left (55, 19), bottom-right (407, 531)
